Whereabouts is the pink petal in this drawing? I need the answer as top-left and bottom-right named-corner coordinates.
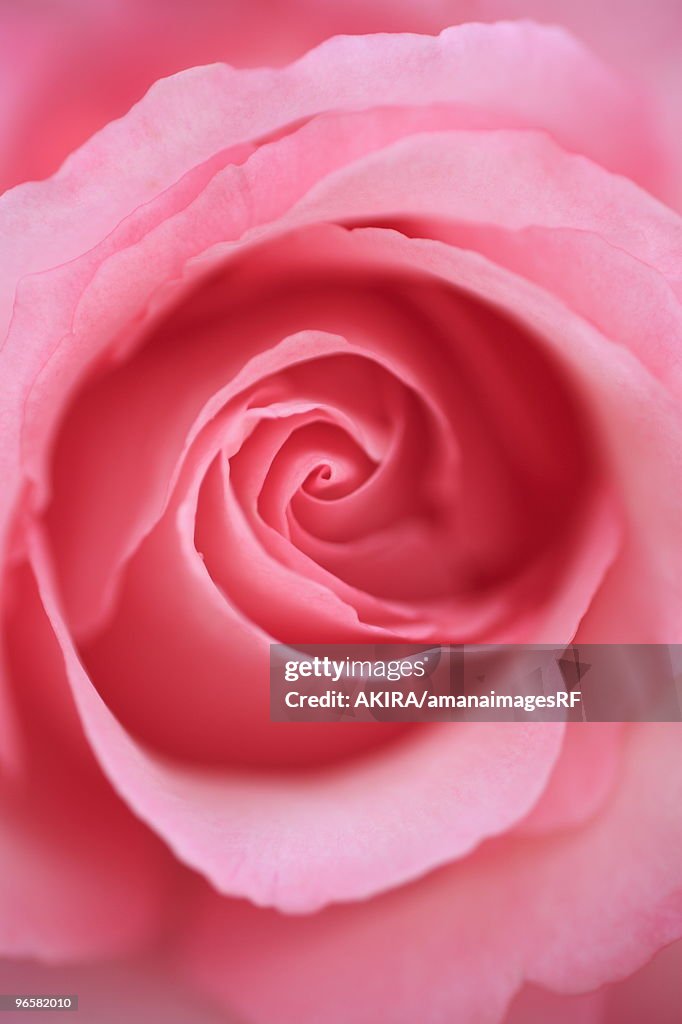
top-left (2, 2), bottom-right (679, 203)
top-left (180, 724), bottom-right (682, 1024)
top-left (385, 221), bottom-right (682, 394)
top-left (503, 983), bottom-right (605, 1024)
top-left (603, 938), bottom-right (682, 1024)
top-left (29, 528), bottom-right (564, 911)
top-left (0, 952), bottom-right (227, 1024)
top-left (505, 939), bottom-right (682, 1023)
top-left (0, 566), bottom-right (170, 961)
top-left (0, 21), bottom-right (650, 282)
top-left (516, 723), bottom-right (625, 835)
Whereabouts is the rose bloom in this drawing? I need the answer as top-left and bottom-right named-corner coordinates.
top-left (1, 4), bottom-right (682, 1024)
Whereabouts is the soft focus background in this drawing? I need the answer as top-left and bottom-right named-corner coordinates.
top-left (1, 938), bottom-right (681, 1023)
top-left (1, 0), bottom-right (682, 207)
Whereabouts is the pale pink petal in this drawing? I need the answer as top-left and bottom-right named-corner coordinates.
top-left (28, 528), bottom-right (564, 911)
top-left (385, 221), bottom-right (682, 394)
top-left (2, 2), bottom-right (679, 201)
top-left (516, 723), bottom-right (625, 834)
top-left (282, 129), bottom-right (682, 286)
top-left (469, 0), bottom-right (682, 210)
top-left (181, 724), bottom-right (682, 1024)
top-left (0, 22), bottom-right (650, 296)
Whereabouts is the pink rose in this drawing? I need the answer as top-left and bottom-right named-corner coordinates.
top-left (1, 16), bottom-right (681, 1024)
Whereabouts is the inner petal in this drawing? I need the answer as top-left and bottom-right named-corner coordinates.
top-left (42, 223), bottom-right (614, 770)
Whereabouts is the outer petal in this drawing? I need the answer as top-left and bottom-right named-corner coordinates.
top-left (0, 782), bottom-right (168, 963)
top-left (385, 222), bottom-right (682, 394)
top-left (0, 15), bottom-right (651, 195)
top-left (0, 21), bottom-right (655, 331)
top-left (180, 724), bottom-right (682, 1024)
top-left (503, 984), bottom-right (605, 1024)
top-left (28, 528), bottom-right (564, 912)
top-left (602, 938), bottom-right (682, 1024)
top-left (515, 723), bottom-right (625, 835)
top-left (0, 953), bottom-right (228, 1024)
top-left (0, 566), bottom-right (170, 961)
top-left (2, 2), bottom-right (678, 203)
top-left (504, 938), bottom-right (682, 1023)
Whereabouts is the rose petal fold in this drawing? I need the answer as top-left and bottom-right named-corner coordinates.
top-left (28, 527), bottom-right (565, 912)
top-left (180, 724), bottom-right (682, 1024)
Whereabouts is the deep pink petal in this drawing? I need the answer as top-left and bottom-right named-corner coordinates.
top-left (503, 983), bottom-right (605, 1024)
top-left (251, 220), bottom-right (680, 639)
top-left (505, 938), bottom-right (682, 1023)
top-left (0, 952), bottom-right (227, 1024)
top-left (0, 568), bottom-right (170, 961)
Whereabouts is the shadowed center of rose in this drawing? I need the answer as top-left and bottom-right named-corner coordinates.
top-left (39, 225), bottom-right (605, 770)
